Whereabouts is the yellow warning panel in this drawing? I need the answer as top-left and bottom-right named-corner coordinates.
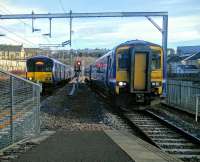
top-left (27, 72), bottom-right (52, 83)
top-left (133, 53), bottom-right (147, 90)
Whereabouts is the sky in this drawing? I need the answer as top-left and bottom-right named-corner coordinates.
top-left (0, 0), bottom-right (199, 49)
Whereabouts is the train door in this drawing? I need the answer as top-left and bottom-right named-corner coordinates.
top-left (130, 47), bottom-right (151, 93)
top-left (89, 65), bottom-right (92, 81)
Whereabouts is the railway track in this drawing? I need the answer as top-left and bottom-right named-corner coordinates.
top-left (89, 85), bottom-right (200, 161)
top-left (124, 110), bottom-right (200, 162)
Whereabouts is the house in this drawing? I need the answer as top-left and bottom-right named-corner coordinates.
top-left (181, 52), bottom-right (200, 68)
top-left (167, 55), bottom-right (184, 73)
top-left (167, 48), bottom-right (175, 56)
top-left (177, 46), bottom-right (200, 57)
top-left (168, 51), bottom-right (200, 74)
top-left (24, 48), bottom-right (42, 58)
top-left (0, 44), bottom-right (27, 76)
top-left (0, 44), bottom-right (25, 60)
top-left (176, 65), bottom-right (199, 74)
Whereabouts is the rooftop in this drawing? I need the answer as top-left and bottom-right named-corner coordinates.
top-left (183, 52), bottom-right (200, 61)
top-left (177, 46), bottom-right (200, 56)
top-left (0, 44), bottom-right (23, 52)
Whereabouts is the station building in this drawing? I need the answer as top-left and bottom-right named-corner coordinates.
top-left (168, 46), bottom-right (200, 74)
top-left (0, 45), bottom-right (42, 76)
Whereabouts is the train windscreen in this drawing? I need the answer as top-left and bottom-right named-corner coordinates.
top-left (152, 50), bottom-right (161, 70)
top-left (117, 48), bottom-right (129, 70)
top-left (27, 59), bottom-right (53, 72)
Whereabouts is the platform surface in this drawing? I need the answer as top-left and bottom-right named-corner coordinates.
top-left (11, 130), bottom-right (182, 162)
top-left (105, 130), bottom-right (182, 162)
top-left (12, 131), bottom-right (134, 162)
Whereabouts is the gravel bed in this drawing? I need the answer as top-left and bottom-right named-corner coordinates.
top-left (149, 104), bottom-right (200, 139)
top-left (1, 82), bottom-right (134, 162)
top-left (40, 83), bottom-right (109, 131)
top-left (40, 82), bottom-right (132, 132)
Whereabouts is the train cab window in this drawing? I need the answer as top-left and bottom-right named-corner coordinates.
top-left (27, 59), bottom-right (53, 72)
top-left (152, 50), bottom-right (161, 70)
top-left (117, 49), bottom-right (129, 70)
top-left (36, 62), bottom-right (52, 72)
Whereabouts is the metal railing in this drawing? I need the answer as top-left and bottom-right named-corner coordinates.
top-left (0, 69), bottom-right (40, 149)
top-left (168, 73), bottom-right (200, 82)
top-left (167, 79), bottom-right (200, 119)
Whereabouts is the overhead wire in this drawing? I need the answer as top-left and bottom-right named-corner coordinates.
top-left (58, 0), bottom-right (66, 13)
top-left (0, 25), bottom-right (36, 46)
top-left (5, 35), bottom-right (21, 44)
top-left (0, 3), bottom-right (50, 47)
top-left (0, 4), bottom-right (32, 28)
top-left (0, 10), bottom-right (25, 45)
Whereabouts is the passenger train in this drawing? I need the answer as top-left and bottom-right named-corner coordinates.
top-left (26, 55), bottom-right (73, 86)
top-left (85, 40), bottom-right (163, 107)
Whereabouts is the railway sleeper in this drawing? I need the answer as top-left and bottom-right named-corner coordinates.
top-left (134, 124), bottom-right (164, 127)
top-left (175, 154), bottom-right (200, 160)
top-left (159, 144), bottom-right (200, 150)
top-left (142, 127), bottom-right (169, 131)
top-left (153, 138), bottom-right (188, 142)
top-left (144, 130), bottom-right (177, 134)
top-left (164, 149), bottom-right (200, 154)
top-left (158, 142), bottom-right (196, 146)
top-left (148, 134), bottom-right (181, 138)
top-left (134, 121), bottom-right (163, 125)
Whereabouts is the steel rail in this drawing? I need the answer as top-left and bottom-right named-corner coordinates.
top-left (145, 109), bottom-right (200, 145)
top-left (123, 110), bottom-right (200, 161)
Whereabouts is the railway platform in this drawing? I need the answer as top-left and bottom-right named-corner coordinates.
top-left (11, 129), bottom-right (182, 162)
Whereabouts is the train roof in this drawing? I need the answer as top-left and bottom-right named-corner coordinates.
top-left (116, 40), bottom-right (161, 48)
top-left (27, 55), bottom-right (70, 67)
top-left (94, 40), bottom-right (161, 64)
top-left (95, 51), bottom-right (112, 63)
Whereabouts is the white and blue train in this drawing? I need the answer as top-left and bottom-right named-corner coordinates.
top-left (85, 40), bottom-right (164, 108)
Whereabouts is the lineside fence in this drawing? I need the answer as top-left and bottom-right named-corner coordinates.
top-left (0, 69), bottom-right (40, 149)
top-left (167, 79), bottom-right (200, 118)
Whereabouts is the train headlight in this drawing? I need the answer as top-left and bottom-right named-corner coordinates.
top-left (28, 77), bottom-right (32, 80)
top-left (118, 81), bottom-right (127, 87)
top-left (151, 82), bottom-right (161, 87)
top-left (45, 77), bottom-right (51, 81)
top-left (155, 82), bottom-right (160, 86)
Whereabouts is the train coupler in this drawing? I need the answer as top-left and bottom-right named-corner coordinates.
top-left (136, 94), bottom-right (145, 102)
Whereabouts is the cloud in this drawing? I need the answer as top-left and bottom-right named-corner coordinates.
top-left (0, 1), bottom-right (199, 49)
top-left (160, 0), bottom-right (188, 5)
top-left (168, 15), bottom-right (200, 44)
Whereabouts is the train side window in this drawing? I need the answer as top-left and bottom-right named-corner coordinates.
top-left (108, 57), bottom-right (111, 69)
top-left (27, 61), bottom-right (34, 72)
top-left (152, 50), bottom-right (161, 70)
top-left (45, 62), bottom-right (52, 72)
top-left (117, 49), bottom-right (129, 70)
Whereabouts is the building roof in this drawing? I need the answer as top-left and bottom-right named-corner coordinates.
top-left (0, 44), bottom-right (23, 52)
top-left (183, 52), bottom-right (200, 61)
top-left (177, 65), bottom-right (198, 69)
top-left (167, 55), bottom-right (187, 63)
top-left (24, 48), bottom-right (41, 53)
top-left (177, 46), bottom-right (200, 56)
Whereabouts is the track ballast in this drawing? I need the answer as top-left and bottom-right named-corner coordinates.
top-left (124, 110), bottom-right (200, 162)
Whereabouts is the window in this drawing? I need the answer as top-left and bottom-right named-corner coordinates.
top-left (152, 50), bottom-right (161, 70)
top-left (96, 62), bottom-right (105, 73)
top-left (117, 49), bottom-right (129, 70)
top-left (27, 59), bottom-right (53, 72)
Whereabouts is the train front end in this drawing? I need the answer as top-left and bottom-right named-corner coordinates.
top-left (150, 46), bottom-right (163, 96)
top-left (26, 56), bottom-right (53, 85)
top-left (115, 45), bottom-right (152, 106)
